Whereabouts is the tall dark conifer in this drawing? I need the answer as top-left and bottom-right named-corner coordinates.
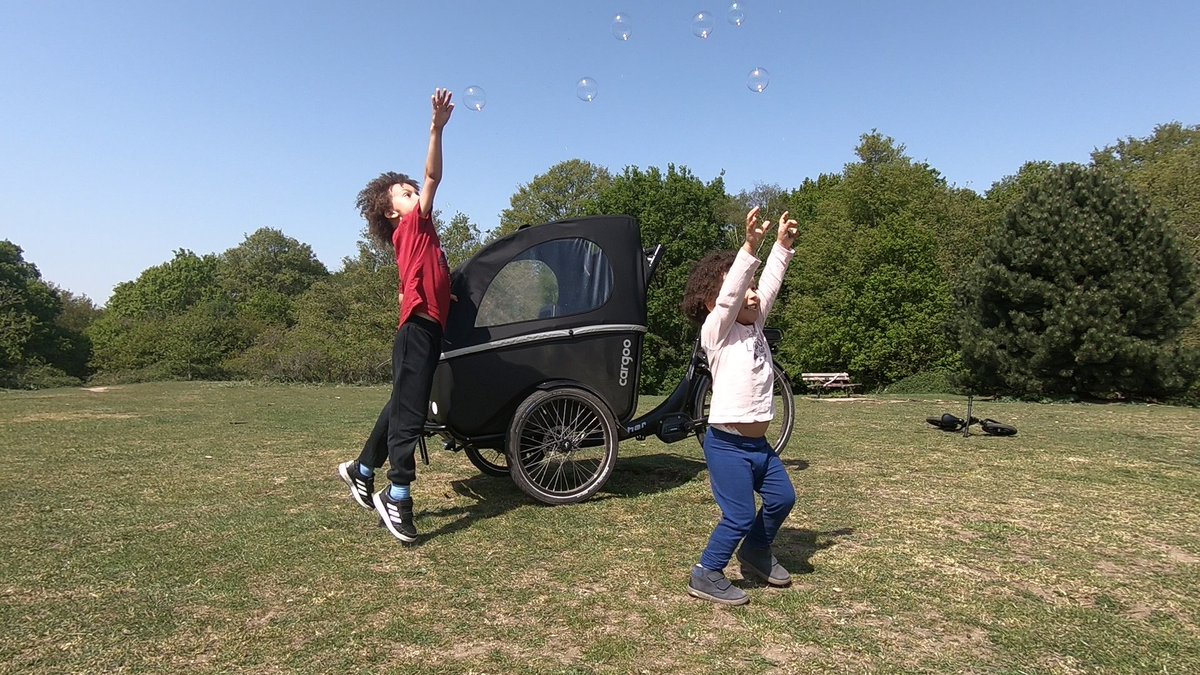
top-left (959, 164), bottom-right (1198, 399)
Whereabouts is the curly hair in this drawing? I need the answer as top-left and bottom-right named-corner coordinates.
top-left (356, 171), bottom-right (419, 248)
top-left (680, 250), bottom-right (738, 325)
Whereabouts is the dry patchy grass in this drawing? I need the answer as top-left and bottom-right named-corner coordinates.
top-left (1, 383), bottom-right (1198, 673)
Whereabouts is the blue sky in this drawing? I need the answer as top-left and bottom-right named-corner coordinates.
top-left (3, 0), bottom-right (1197, 305)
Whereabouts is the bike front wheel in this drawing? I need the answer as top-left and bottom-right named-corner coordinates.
top-left (693, 362), bottom-right (795, 455)
top-left (507, 386), bottom-right (618, 505)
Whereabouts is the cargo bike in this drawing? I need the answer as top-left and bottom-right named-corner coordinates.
top-left (423, 215), bottom-right (795, 505)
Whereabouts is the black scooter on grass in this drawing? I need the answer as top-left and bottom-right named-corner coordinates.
top-left (926, 395), bottom-right (1017, 437)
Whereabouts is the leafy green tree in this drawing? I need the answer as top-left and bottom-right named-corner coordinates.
top-left (986, 161), bottom-right (1056, 215)
top-left (959, 164), bottom-right (1198, 399)
top-left (0, 241), bottom-right (87, 386)
top-left (2, 242), bottom-right (50, 380)
top-left (1091, 123), bottom-right (1199, 258)
top-left (88, 249), bottom-right (221, 375)
top-left (162, 298), bottom-right (250, 379)
top-left (217, 227), bottom-right (329, 328)
top-left (89, 230), bottom-right (331, 381)
top-left (233, 239), bottom-right (397, 382)
top-left (46, 285), bottom-right (100, 380)
top-left (51, 287), bottom-right (102, 335)
top-left (494, 159), bottom-right (612, 239)
top-left (1091, 122), bottom-right (1200, 353)
top-left (219, 228), bottom-right (329, 298)
top-left (440, 211), bottom-right (484, 269)
top-left (845, 131), bottom-right (916, 227)
top-left (102, 249), bottom-right (220, 320)
top-left (776, 133), bottom-right (983, 389)
top-left (595, 164), bottom-right (729, 393)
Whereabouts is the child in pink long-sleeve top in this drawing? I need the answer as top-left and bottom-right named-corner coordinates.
top-left (679, 206), bottom-right (799, 605)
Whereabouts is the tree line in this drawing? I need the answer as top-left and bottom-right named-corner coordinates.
top-left (3, 124), bottom-right (1197, 402)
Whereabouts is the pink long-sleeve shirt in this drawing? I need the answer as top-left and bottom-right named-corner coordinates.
top-left (701, 242), bottom-right (794, 425)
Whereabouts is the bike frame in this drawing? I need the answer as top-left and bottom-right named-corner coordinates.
top-left (621, 339), bottom-right (711, 443)
top-left (620, 326), bottom-right (789, 445)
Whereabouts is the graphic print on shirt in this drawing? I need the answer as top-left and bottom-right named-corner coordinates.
top-left (753, 331), bottom-right (769, 368)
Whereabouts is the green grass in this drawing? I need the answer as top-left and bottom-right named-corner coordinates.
top-left (2, 382), bottom-right (1199, 673)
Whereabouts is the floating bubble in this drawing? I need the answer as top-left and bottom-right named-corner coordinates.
top-left (747, 67), bottom-right (769, 93)
top-left (611, 12), bottom-right (632, 41)
top-left (728, 2), bottom-right (745, 27)
top-left (463, 85), bottom-right (486, 112)
top-left (576, 77), bottom-right (598, 102)
top-left (691, 11), bottom-right (714, 39)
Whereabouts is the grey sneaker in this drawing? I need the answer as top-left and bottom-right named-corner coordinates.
top-left (337, 461), bottom-right (375, 510)
top-left (687, 565), bottom-right (749, 605)
top-left (736, 546), bottom-right (792, 587)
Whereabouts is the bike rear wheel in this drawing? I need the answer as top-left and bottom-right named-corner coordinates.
top-left (464, 446), bottom-right (509, 477)
top-left (693, 362), bottom-right (795, 454)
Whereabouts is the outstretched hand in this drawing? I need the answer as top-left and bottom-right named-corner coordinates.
top-left (744, 206), bottom-right (768, 253)
top-left (431, 88), bottom-right (454, 130)
top-left (776, 211), bottom-right (798, 248)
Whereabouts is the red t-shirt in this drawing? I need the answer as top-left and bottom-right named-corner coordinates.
top-left (392, 208), bottom-right (451, 330)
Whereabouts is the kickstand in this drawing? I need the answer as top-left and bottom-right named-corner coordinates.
top-left (963, 394), bottom-right (973, 437)
top-left (418, 434), bottom-right (430, 465)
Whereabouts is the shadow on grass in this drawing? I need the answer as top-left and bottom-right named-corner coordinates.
top-left (418, 453), bottom-right (822, 543)
top-left (415, 453), bottom-right (712, 541)
top-left (601, 452), bottom-right (708, 498)
top-left (415, 474), bottom-right (527, 543)
top-left (734, 526), bottom-right (855, 587)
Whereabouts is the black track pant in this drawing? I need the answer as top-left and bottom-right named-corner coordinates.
top-left (357, 316), bottom-right (442, 486)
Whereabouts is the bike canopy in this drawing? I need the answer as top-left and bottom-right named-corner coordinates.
top-left (430, 215), bottom-right (652, 440)
top-left (443, 215), bottom-right (649, 349)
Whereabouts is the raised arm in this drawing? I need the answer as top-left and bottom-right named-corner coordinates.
top-left (419, 88), bottom-right (454, 218)
top-left (756, 211), bottom-right (798, 320)
top-left (740, 206), bottom-right (768, 258)
top-left (701, 208), bottom-right (768, 347)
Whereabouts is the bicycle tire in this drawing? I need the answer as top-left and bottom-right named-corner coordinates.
top-left (464, 446), bottom-right (509, 477)
top-left (507, 386), bottom-right (618, 505)
top-left (692, 362), bottom-right (795, 455)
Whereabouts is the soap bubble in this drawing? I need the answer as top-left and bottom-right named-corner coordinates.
top-left (747, 67), bottom-right (769, 93)
top-left (576, 77), bottom-right (598, 102)
top-left (728, 2), bottom-right (745, 27)
top-left (611, 12), bottom-right (632, 41)
top-left (691, 11), bottom-right (714, 39)
top-left (463, 85), bottom-right (486, 112)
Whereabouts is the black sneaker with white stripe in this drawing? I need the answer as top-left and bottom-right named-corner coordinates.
top-left (373, 489), bottom-right (417, 542)
top-left (337, 460), bottom-right (375, 510)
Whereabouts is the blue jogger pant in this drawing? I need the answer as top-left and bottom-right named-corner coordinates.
top-left (699, 426), bottom-right (796, 572)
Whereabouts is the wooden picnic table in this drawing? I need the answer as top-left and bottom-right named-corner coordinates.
top-left (799, 372), bottom-right (860, 397)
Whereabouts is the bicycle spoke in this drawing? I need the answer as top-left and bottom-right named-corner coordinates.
top-left (516, 394), bottom-right (607, 494)
top-left (508, 388), bottom-right (618, 502)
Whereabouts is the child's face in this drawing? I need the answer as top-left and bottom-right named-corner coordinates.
top-left (706, 281), bottom-right (761, 325)
top-left (388, 182), bottom-right (420, 219)
top-left (736, 285), bottom-right (760, 325)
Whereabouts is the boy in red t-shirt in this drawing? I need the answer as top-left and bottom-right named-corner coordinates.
top-left (337, 88), bottom-right (454, 542)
